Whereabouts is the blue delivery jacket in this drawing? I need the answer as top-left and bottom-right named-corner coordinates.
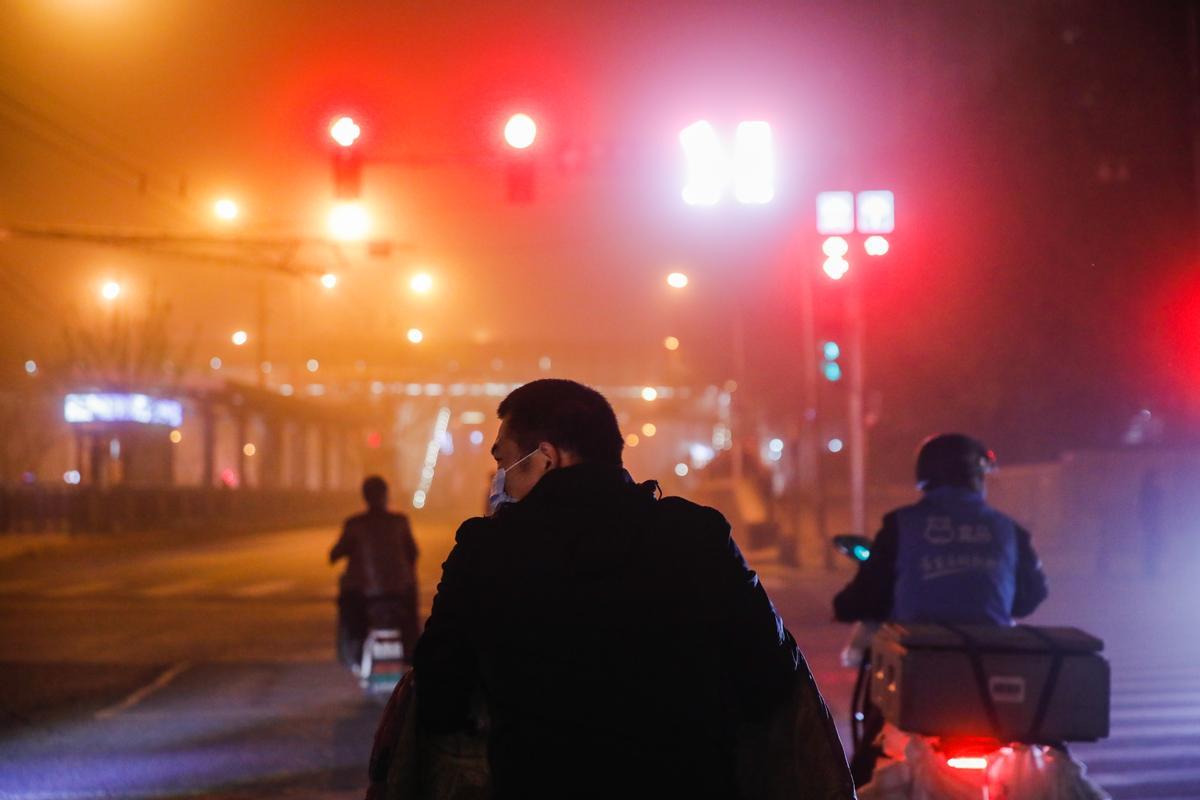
top-left (834, 487), bottom-right (1048, 625)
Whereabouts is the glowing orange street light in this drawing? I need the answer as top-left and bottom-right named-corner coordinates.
top-left (328, 202), bottom-right (369, 241)
top-left (410, 272), bottom-right (434, 294)
top-left (320, 273), bottom-right (338, 289)
top-left (100, 280), bottom-right (121, 301)
top-left (213, 198), bottom-right (239, 221)
top-left (407, 328), bottom-right (424, 344)
top-left (641, 386), bottom-right (658, 402)
top-left (666, 271), bottom-right (689, 289)
top-left (504, 113), bottom-right (537, 149)
top-left (231, 330), bottom-right (248, 346)
top-left (664, 336), bottom-right (680, 351)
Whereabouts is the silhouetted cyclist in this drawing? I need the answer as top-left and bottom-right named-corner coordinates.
top-left (330, 476), bottom-right (419, 667)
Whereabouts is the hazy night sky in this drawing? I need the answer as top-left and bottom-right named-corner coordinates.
top-left (1, 0), bottom-right (1195, 476)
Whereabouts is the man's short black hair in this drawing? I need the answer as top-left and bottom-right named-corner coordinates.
top-left (362, 475), bottom-right (388, 506)
top-left (497, 379), bottom-right (624, 466)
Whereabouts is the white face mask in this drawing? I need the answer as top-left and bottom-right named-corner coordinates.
top-left (487, 448), bottom-right (539, 515)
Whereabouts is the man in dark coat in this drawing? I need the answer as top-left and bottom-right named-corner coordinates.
top-left (413, 379), bottom-right (848, 799)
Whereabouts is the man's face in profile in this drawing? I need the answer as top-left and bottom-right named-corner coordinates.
top-left (491, 418), bottom-right (546, 501)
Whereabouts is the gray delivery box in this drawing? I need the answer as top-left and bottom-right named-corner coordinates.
top-left (869, 623), bottom-right (1109, 742)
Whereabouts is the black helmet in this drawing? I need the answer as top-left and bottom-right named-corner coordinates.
top-left (915, 433), bottom-right (996, 491)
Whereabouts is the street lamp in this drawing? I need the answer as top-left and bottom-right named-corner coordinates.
top-left (410, 272), bottom-right (434, 294)
top-left (231, 330), bottom-right (248, 346)
top-left (100, 280), bottom-right (121, 301)
top-left (407, 328), bottom-right (424, 344)
top-left (666, 271), bottom-right (689, 289)
top-left (328, 202), bottom-right (369, 241)
top-left (320, 273), bottom-right (338, 289)
top-left (213, 198), bottom-right (239, 221)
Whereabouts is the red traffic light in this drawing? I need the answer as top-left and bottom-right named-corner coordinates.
top-left (329, 116), bottom-right (361, 148)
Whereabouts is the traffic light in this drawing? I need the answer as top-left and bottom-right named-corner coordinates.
top-left (821, 236), bottom-right (850, 280)
top-left (821, 340), bottom-right (842, 382)
top-left (503, 113), bottom-right (537, 203)
top-left (330, 116), bottom-right (363, 200)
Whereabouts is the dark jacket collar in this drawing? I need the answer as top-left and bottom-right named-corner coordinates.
top-left (519, 462), bottom-right (651, 508)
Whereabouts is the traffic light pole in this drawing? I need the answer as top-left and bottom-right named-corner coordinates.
top-left (847, 277), bottom-right (867, 536)
top-left (798, 264), bottom-right (825, 567)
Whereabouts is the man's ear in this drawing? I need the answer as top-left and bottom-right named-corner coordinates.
top-left (538, 441), bottom-right (561, 470)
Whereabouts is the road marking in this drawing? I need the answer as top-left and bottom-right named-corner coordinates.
top-left (94, 661), bottom-right (190, 719)
top-left (138, 579), bottom-right (209, 597)
top-left (44, 580), bottom-right (114, 597)
top-left (230, 579), bottom-right (295, 598)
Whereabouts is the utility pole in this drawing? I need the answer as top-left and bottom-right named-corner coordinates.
top-left (846, 277), bottom-right (867, 537)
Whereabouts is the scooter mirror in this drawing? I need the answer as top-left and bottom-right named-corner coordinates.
top-left (832, 533), bottom-right (873, 562)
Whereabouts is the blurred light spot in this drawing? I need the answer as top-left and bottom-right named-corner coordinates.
top-left (816, 191), bottom-right (855, 235)
top-left (823, 362), bottom-right (842, 381)
top-left (723, 380), bottom-right (738, 393)
top-left (822, 236), bottom-right (849, 258)
top-left (641, 386), bottom-right (658, 402)
top-left (625, 433), bottom-right (640, 447)
top-left (689, 443), bottom-right (715, 468)
top-left (260, 361), bottom-right (272, 374)
top-left (828, 438), bottom-right (844, 453)
top-left (24, 360), bottom-right (37, 375)
top-left (538, 356), bottom-right (552, 371)
top-left (320, 272), bottom-right (338, 289)
top-left (63, 470), bottom-right (81, 485)
top-left (460, 411), bottom-right (486, 425)
top-left (412, 490), bottom-right (427, 509)
top-left (823, 256), bottom-right (849, 280)
top-left (231, 330), bottom-right (248, 346)
top-left (328, 202), bottom-right (369, 241)
top-left (242, 443), bottom-right (256, 457)
top-left (407, 328), bottom-right (424, 344)
top-left (504, 113), bottom-right (537, 149)
top-left (410, 272), bottom-right (434, 294)
top-left (666, 271), bottom-right (689, 289)
top-left (280, 384), bottom-right (294, 396)
top-left (214, 198), bottom-right (239, 221)
top-left (733, 121), bottom-right (774, 204)
top-left (306, 359), bottom-right (319, 372)
top-left (823, 341), bottom-right (840, 360)
top-left (469, 430), bottom-right (484, 446)
top-left (641, 423), bottom-right (657, 437)
top-left (675, 462), bottom-right (690, 477)
top-left (864, 235), bottom-right (890, 256)
top-left (853, 545), bottom-right (872, 562)
top-left (109, 439), bottom-right (120, 459)
top-left (210, 356), bottom-right (222, 370)
top-left (768, 438), bottom-right (784, 454)
top-left (663, 336), bottom-right (680, 351)
top-left (329, 116), bottom-right (361, 147)
top-left (169, 429), bottom-right (182, 444)
top-left (680, 120), bottom-right (723, 206)
top-left (366, 430), bottom-right (383, 449)
top-left (100, 281), bottom-right (121, 301)
top-left (947, 756), bottom-right (988, 771)
top-left (856, 190), bottom-right (895, 234)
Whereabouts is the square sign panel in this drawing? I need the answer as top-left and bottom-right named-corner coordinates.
top-left (856, 190), bottom-right (895, 234)
top-left (816, 191), bottom-right (855, 235)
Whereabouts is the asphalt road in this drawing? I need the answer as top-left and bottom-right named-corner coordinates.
top-left (0, 517), bottom-right (1196, 798)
